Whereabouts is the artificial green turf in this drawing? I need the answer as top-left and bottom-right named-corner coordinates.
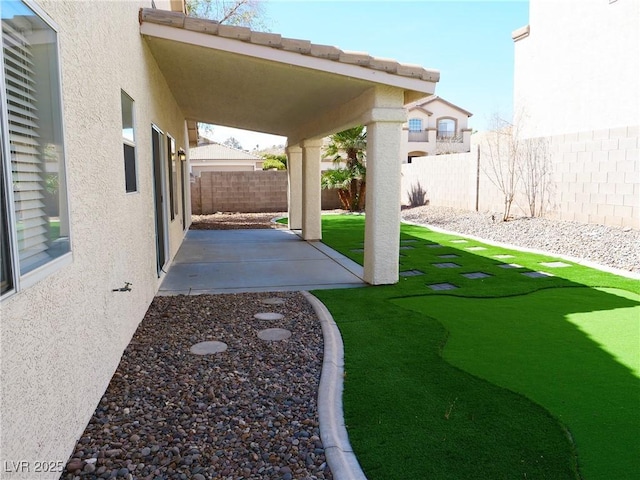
top-left (308, 214), bottom-right (640, 480)
top-left (396, 287), bottom-right (640, 479)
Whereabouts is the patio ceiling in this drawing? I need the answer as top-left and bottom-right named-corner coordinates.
top-left (140, 9), bottom-right (439, 143)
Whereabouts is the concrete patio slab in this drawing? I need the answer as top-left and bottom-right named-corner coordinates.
top-left (159, 229), bottom-right (365, 295)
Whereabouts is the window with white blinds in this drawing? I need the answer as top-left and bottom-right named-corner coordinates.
top-left (1, 0), bottom-right (70, 294)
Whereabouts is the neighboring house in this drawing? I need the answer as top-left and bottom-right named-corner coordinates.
top-left (512, 0), bottom-right (639, 228)
top-left (401, 95), bottom-right (473, 163)
top-left (190, 141), bottom-right (264, 174)
top-left (1, 0), bottom-right (439, 471)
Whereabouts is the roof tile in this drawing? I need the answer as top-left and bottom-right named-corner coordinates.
top-left (250, 31), bottom-right (283, 47)
top-left (281, 37), bottom-right (312, 54)
top-left (184, 17), bottom-right (219, 34)
top-left (217, 24), bottom-right (252, 41)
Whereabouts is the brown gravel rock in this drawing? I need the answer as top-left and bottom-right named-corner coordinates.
top-left (190, 212), bottom-right (286, 230)
top-left (61, 292), bottom-right (332, 480)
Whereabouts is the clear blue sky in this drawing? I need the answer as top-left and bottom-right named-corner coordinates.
top-left (205, 0), bottom-right (530, 149)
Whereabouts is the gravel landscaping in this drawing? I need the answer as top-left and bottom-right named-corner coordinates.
top-left (62, 292), bottom-right (332, 480)
top-left (402, 205), bottom-right (640, 273)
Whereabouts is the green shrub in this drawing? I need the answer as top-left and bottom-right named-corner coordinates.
top-left (262, 153), bottom-right (287, 170)
top-left (262, 158), bottom-right (286, 170)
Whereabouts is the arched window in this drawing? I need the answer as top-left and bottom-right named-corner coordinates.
top-left (437, 118), bottom-right (456, 138)
top-left (408, 118), bottom-right (423, 132)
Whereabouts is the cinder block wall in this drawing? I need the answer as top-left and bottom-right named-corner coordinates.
top-left (401, 126), bottom-right (639, 229)
top-left (191, 171), bottom-right (343, 214)
top-left (547, 126), bottom-right (639, 228)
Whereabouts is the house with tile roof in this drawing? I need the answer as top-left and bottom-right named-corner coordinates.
top-left (190, 140), bottom-right (264, 173)
top-left (402, 95), bottom-right (473, 163)
top-left (0, 0), bottom-right (439, 468)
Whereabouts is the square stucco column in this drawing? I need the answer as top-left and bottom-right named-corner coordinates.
top-left (301, 139), bottom-right (323, 241)
top-left (363, 115), bottom-right (406, 285)
top-left (286, 145), bottom-right (302, 230)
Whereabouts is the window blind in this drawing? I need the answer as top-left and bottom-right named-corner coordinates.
top-left (2, 17), bottom-right (49, 272)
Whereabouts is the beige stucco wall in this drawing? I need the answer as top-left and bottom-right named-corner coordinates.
top-left (402, 127), bottom-right (639, 229)
top-left (0, 1), bottom-right (189, 477)
top-left (514, 0), bottom-right (639, 137)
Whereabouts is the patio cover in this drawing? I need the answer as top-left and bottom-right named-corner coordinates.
top-left (139, 9), bottom-right (440, 285)
top-left (139, 9), bottom-right (438, 144)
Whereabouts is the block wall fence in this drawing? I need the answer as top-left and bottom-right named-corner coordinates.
top-left (191, 170), bottom-right (342, 214)
top-left (401, 126), bottom-right (640, 229)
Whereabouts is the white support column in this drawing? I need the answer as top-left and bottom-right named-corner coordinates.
top-left (286, 144), bottom-right (303, 230)
top-left (301, 139), bottom-right (323, 241)
top-left (362, 100), bottom-right (407, 285)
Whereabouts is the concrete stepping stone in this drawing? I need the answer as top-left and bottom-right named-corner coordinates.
top-left (438, 254), bottom-right (459, 259)
top-left (539, 261), bottom-right (571, 268)
top-left (400, 269), bottom-right (425, 277)
top-left (522, 271), bottom-right (554, 278)
top-left (494, 254), bottom-right (514, 259)
top-left (462, 272), bottom-right (492, 279)
top-left (465, 246), bottom-right (487, 251)
top-left (498, 263), bottom-right (523, 269)
top-left (350, 248), bottom-right (364, 253)
top-left (261, 297), bottom-right (286, 305)
top-left (258, 328), bottom-right (292, 341)
top-left (433, 262), bottom-right (460, 268)
top-left (254, 312), bottom-right (284, 321)
top-left (190, 341), bottom-right (228, 355)
top-left (400, 239), bottom-right (418, 243)
top-left (426, 244), bottom-right (444, 248)
top-left (451, 239), bottom-right (468, 243)
top-left (399, 245), bottom-right (415, 250)
top-left (428, 283), bottom-right (458, 291)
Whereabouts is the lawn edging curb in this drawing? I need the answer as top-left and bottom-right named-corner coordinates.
top-left (302, 291), bottom-right (368, 480)
top-left (402, 219), bottom-right (640, 280)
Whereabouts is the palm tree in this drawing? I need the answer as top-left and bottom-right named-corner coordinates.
top-left (322, 126), bottom-right (366, 211)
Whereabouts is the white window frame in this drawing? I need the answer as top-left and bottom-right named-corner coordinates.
top-left (121, 90), bottom-right (138, 194)
top-left (437, 117), bottom-right (457, 139)
top-left (408, 118), bottom-right (423, 132)
top-left (166, 134), bottom-right (177, 221)
top-left (1, 0), bottom-right (72, 299)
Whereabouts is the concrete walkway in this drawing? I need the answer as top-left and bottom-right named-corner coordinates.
top-left (159, 228), bottom-right (365, 295)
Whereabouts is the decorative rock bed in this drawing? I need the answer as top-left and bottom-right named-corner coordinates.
top-left (62, 292), bottom-right (332, 480)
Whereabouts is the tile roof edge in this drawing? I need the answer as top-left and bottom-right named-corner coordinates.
top-left (140, 8), bottom-right (440, 83)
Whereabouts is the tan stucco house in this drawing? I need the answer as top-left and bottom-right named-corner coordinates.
top-left (190, 140), bottom-right (264, 174)
top-left (0, 0), bottom-right (439, 474)
top-left (402, 95), bottom-right (473, 163)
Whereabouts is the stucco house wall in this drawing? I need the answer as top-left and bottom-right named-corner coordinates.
top-left (514, 0), bottom-right (639, 138)
top-left (0, 1), bottom-right (190, 476)
top-left (512, 0), bottom-right (639, 228)
top-left (401, 96), bottom-right (472, 162)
